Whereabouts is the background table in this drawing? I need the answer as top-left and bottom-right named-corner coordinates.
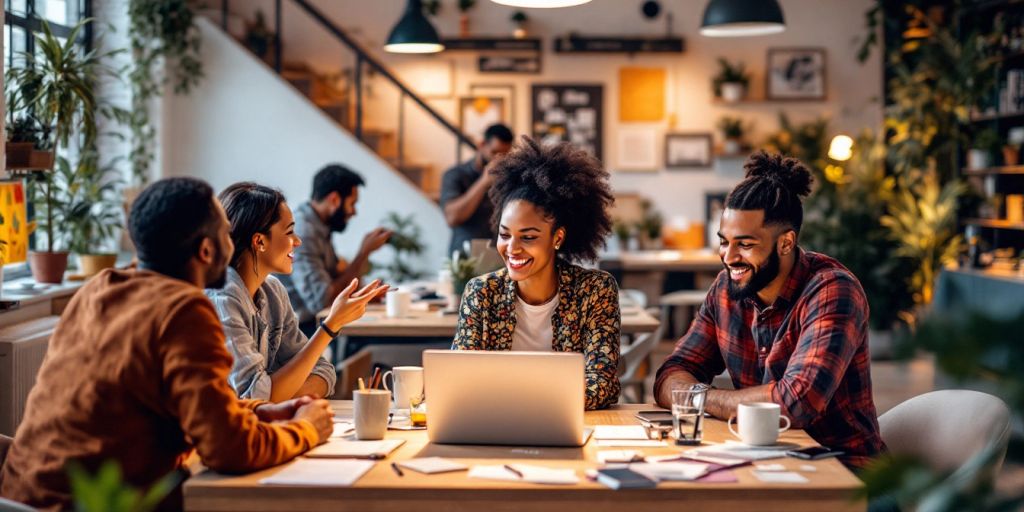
top-left (184, 403), bottom-right (865, 512)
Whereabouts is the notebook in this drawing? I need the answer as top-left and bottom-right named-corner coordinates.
top-left (305, 439), bottom-right (405, 459)
top-left (595, 467), bottom-right (658, 490)
top-left (259, 459), bottom-right (374, 486)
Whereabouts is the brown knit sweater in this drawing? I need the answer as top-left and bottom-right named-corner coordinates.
top-left (0, 269), bottom-right (319, 510)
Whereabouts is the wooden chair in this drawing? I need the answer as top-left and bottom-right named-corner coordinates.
top-left (331, 349), bottom-right (373, 400)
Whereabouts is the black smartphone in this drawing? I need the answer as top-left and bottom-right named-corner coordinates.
top-left (634, 410), bottom-right (673, 424)
top-left (785, 446), bottom-right (844, 460)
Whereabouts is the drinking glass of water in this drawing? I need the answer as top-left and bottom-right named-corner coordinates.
top-left (672, 383), bottom-right (710, 445)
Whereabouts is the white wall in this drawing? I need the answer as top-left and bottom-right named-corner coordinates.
top-left (224, 0), bottom-right (883, 227)
top-left (162, 18), bottom-right (450, 274)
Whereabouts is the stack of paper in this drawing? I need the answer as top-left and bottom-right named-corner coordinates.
top-left (305, 439), bottom-right (405, 459)
top-left (629, 462), bottom-right (710, 482)
top-left (259, 459), bottom-right (374, 486)
top-left (468, 464), bottom-right (579, 485)
top-left (331, 422), bottom-right (354, 438)
top-left (684, 441), bottom-right (789, 461)
top-left (398, 457), bottom-right (467, 474)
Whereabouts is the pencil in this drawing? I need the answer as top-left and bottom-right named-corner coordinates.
top-left (370, 368), bottom-right (382, 389)
top-left (391, 462), bottom-right (404, 477)
top-left (503, 464), bottom-right (524, 479)
top-left (358, 378), bottom-right (366, 391)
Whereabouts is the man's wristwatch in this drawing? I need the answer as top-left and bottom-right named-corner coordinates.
top-left (320, 319), bottom-right (341, 338)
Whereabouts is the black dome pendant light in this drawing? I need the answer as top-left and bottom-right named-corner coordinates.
top-left (385, 0), bottom-right (445, 54)
top-left (700, 0), bottom-right (786, 37)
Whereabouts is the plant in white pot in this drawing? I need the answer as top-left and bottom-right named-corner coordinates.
top-left (712, 58), bottom-right (750, 104)
top-left (7, 18), bottom-right (117, 283)
top-left (717, 116), bottom-right (749, 156)
top-left (967, 128), bottom-right (999, 170)
top-left (54, 151), bottom-right (123, 278)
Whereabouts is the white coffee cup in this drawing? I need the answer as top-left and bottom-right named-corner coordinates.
top-left (386, 289), bottom-right (412, 318)
top-left (353, 389), bottom-right (390, 440)
top-left (383, 366), bottom-right (424, 410)
top-left (727, 402), bottom-right (791, 446)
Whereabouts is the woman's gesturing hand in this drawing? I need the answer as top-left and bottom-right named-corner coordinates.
top-left (325, 278), bottom-right (390, 332)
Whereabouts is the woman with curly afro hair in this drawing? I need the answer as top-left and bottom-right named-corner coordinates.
top-left (452, 136), bottom-right (621, 410)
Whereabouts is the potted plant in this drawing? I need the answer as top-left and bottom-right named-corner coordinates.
top-left (613, 220), bottom-right (632, 251)
top-left (7, 18), bottom-right (113, 283)
top-left (636, 200), bottom-right (663, 250)
top-left (717, 116), bottom-right (748, 156)
top-left (5, 116), bottom-right (40, 168)
top-left (712, 58), bottom-right (750, 103)
top-left (446, 251), bottom-right (480, 310)
top-left (244, 10), bottom-right (274, 62)
top-left (511, 11), bottom-right (528, 39)
top-left (458, 0), bottom-right (476, 38)
top-left (968, 129), bottom-right (999, 170)
top-left (378, 212), bottom-right (425, 283)
top-left (54, 152), bottom-right (123, 277)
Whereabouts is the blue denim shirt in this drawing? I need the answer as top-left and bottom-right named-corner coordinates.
top-left (206, 267), bottom-right (336, 400)
top-left (277, 202), bottom-right (339, 325)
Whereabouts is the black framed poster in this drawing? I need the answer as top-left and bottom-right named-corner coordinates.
top-left (531, 84), bottom-right (604, 161)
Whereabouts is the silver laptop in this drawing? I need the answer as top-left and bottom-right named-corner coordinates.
top-left (423, 350), bottom-right (586, 446)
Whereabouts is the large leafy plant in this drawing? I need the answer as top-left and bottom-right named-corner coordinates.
top-left (378, 212), bottom-right (425, 283)
top-left (6, 18), bottom-right (116, 253)
top-left (52, 152), bottom-right (124, 255)
top-left (69, 460), bottom-right (179, 512)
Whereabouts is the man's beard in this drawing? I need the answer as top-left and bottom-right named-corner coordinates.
top-left (205, 242), bottom-right (231, 289)
top-left (727, 246), bottom-right (781, 301)
top-left (328, 207), bottom-right (349, 233)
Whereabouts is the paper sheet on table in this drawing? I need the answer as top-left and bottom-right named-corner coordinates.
top-left (595, 439), bottom-right (666, 447)
top-left (306, 439), bottom-right (405, 459)
top-left (468, 464), bottom-right (579, 485)
top-left (685, 442), bottom-right (788, 461)
top-left (259, 459), bottom-right (374, 486)
top-left (331, 422), bottom-right (354, 438)
top-left (753, 470), bottom-right (809, 484)
top-left (629, 462), bottom-right (711, 482)
top-left (398, 457), bottom-right (467, 474)
top-left (593, 425), bottom-right (650, 440)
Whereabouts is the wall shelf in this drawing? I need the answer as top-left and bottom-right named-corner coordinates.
top-left (441, 37), bottom-right (541, 52)
top-left (964, 218), bottom-right (1024, 231)
top-left (970, 110), bottom-right (1024, 123)
top-left (963, 165), bottom-right (1024, 175)
top-left (552, 35), bottom-right (684, 54)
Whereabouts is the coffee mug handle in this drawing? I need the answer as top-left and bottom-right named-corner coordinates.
top-left (382, 371), bottom-right (394, 392)
top-left (727, 415), bottom-right (741, 439)
top-left (778, 415), bottom-right (791, 433)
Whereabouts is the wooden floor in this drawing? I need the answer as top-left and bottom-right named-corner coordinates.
top-left (645, 340), bottom-right (1024, 496)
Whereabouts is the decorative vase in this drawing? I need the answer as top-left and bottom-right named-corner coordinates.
top-left (967, 149), bottom-right (991, 170)
top-left (723, 138), bottom-right (742, 156)
top-left (459, 13), bottom-right (470, 38)
top-left (29, 251), bottom-right (69, 284)
top-left (79, 254), bottom-right (118, 277)
top-left (1003, 145), bottom-right (1020, 166)
top-left (720, 82), bottom-right (745, 103)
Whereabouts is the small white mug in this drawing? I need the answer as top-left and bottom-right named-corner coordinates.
top-left (383, 366), bottom-right (424, 410)
top-left (728, 402), bottom-right (791, 446)
top-left (386, 289), bottom-right (412, 318)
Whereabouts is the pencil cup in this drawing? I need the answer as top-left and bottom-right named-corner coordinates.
top-left (354, 389), bottom-right (390, 440)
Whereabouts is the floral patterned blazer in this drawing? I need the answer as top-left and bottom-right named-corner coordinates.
top-left (452, 261), bottom-right (621, 410)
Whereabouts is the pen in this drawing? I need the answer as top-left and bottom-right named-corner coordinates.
top-left (503, 464), bottom-right (524, 479)
top-left (391, 462), bottom-right (404, 477)
top-left (370, 368), bottom-right (382, 389)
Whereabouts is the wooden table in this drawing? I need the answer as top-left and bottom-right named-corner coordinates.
top-left (184, 403), bottom-right (864, 512)
top-left (324, 304), bottom-right (661, 338)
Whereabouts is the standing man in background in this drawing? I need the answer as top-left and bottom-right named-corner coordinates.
top-left (279, 164), bottom-right (392, 337)
top-left (440, 123), bottom-right (514, 256)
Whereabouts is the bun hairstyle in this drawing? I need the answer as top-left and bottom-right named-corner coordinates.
top-left (725, 150), bottom-right (814, 233)
top-left (488, 136), bottom-right (614, 263)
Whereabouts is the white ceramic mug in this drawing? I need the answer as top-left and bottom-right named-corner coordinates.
top-left (727, 402), bottom-right (791, 446)
top-left (386, 289), bottom-right (412, 318)
top-left (353, 389), bottom-right (390, 440)
top-left (383, 366), bottom-right (424, 410)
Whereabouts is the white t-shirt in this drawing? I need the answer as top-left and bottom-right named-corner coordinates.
top-left (511, 293), bottom-right (559, 352)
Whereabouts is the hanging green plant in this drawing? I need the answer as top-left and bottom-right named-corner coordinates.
top-left (120, 0), bottom-right (204, 186)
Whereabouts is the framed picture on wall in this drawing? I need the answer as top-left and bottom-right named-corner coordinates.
top-left (704, 191), bottom-right (729, 249)
top-left (665, 133), bottom-right (712, 169)
top-left (468, 84), bottom-right (515, 133)
top-left (766, 48), bottom-right (827, 101)
top-left (460, 97), bottom-right (506, 143)
top-left (531, 84), bottom-right (603, 161)
top-left (616, 128), bottom-right (659, 171)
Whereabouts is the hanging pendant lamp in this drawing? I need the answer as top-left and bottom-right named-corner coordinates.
top-left (385, 0), bottom-right (445, 54)
top-left (700, 0), bottom-right (786, 37)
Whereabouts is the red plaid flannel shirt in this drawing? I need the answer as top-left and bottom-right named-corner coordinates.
top-left (655, 249), bottom-right (885, 469)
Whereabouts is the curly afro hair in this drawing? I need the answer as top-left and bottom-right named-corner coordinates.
top-left (488, 136), bottom-right (614, 263)
top-left (726, 150), bottom-right (814, 233)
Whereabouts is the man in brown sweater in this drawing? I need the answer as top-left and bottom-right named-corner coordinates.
top-left (0, 177), bottom-right (334, 511)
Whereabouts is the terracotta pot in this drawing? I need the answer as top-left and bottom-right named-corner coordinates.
top-left (1003, 145), bottom-right (1020, 167)
top-left (79, 253), bottom-right (118, 277)
top-left (5, 142), bottom-right (34, 167)
top-left (29, 251), bottom-right (69, 284)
